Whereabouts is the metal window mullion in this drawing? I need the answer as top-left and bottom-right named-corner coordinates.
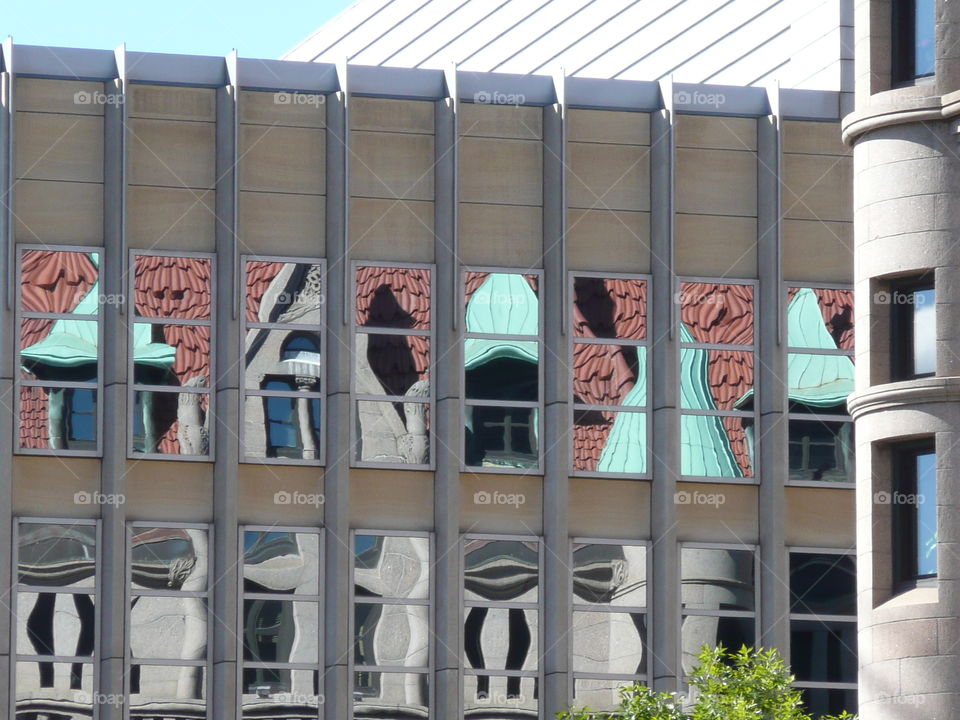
top-left (573, 403), bottom-right (648, 413)
top-left (463, 399), bottom-right (539, 408)
top-left (572, 604), bottom-right (648, 614)
top-left (354, 326), bottom-right (432, 337)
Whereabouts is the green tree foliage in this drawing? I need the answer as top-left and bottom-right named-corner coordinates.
top-left (558, 646), bottom-right (857, 720)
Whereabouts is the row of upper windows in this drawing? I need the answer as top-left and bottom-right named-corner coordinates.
top-left (16, 247), bottom-right (855, 483)
top-left (13, 519), bottom-right (857, 717)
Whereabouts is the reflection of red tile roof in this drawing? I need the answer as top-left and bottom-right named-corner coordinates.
top-left (245, 261), bottom-right (284, 323)
top-left (787, 287), bottom-right (854, 351)
top-left (19, 250), bottom-right (98, 449)
top-left (464, 271), bottom-right (539, 305)
top-left (573, 278), bottom-right (646, 340)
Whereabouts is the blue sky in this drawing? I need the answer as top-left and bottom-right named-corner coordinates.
top-left (2, 0), bottom-right (356, 59)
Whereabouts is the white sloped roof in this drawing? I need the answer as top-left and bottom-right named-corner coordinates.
top-left (285, 0), bottom-right (852, 91)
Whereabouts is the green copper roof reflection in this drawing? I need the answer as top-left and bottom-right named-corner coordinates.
top-left (597, 357), bottom-right (648, 473)
top-left (786, 288), bottom-right (854, 407)
top-left (464, 273), bottom-right (539, 369)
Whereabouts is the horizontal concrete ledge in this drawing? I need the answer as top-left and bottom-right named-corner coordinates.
top-left (848, 376), bottom-right (960, 419)
top-left (842, 104), bottom-right (942, 145)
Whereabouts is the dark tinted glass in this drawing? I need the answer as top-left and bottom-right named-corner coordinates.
top-left (790, 554), bottom-right (856, 615)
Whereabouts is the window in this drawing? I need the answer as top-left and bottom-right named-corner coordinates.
top-left (14, 519), bottom-right (99, 716)
top-left (463, 535), bottom-right (541, 716)
top-left (570, 274), bottom-right (649, 476)
top-left (893, 0), bottom-right (936, 82)
top-left (789, 550), bottom-right (857, 717)
top-left (463, 270), bottom-right (542, 471)
top-left (353, 264), bottom-right (433, 468)
top-left (894, 441), bottom-right (938, 584)
top-left (242, 257), bottom-right (325, 463)
top-left (571, 540), bottom-right (649, 710)
top-left (127, 523), bottom-right (211, 718)
top-left (241, 528), bottom-right (324, 718)
top-left (679, 281), bottom-right (756, 479)
top-left (680, 545), bottom-right (757, 677)
top-left (787, 286), bottom-right (855, 484)
top-left (17, 247), bottom-right (103, 455)
top-left (890, 278), bottom-right (935, 380)
top-left (130, 252), bottom-right (214, 458)
top-left (352, 532), bottom-right (431, 717)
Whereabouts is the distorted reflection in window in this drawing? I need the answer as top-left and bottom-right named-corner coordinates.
top-left (571, 275), bottom-right (649, 476)
top-left (353, 264), bottom-right (433, 467)
top-left (131, 253), bottom-right (213, 458)
top-left (789, 551), bottom-right (857, 716)
top-left (18, 248), bottom-right (102, 454)
top-left (463, 537), bottom-right (541, 712)
top-left (571, 542), bottom-right (648, 710)
top-left (128, 524), bottom-right (210, 715)
top-left (243, 259), bottom-right (325, 463)
top-left (890, 279), bottom-right (936, 380)
top-left (241, 529), bottom-right (323, 718)
top-left (14, 520), bottom-right (99, 716)
top-left (894, 443), bottom-right (938, 583)
top-left (353, 533), bottom-right (431, 718)
top-left (787, 287), bottom-right (855, 483)
top-left (679, 282), bottom-right (756, 479)
top-left (464, 271), bottom-right (542, 470)
top-left (680, 546), bottom-right (756, 676)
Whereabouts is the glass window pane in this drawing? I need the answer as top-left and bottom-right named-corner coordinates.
top-left (133, 322), bottom-right (210, 388)
top-left (574, 677), bottom-right (640, 711)
top-left (681, 413), bottom-right (754, 478)
top-left (129, 664), bottom-right (207, 710)
top-left (787, 287), bottom-right (854, 350)
top-left (800, 686), bottom-right (858, 719)
top-left (915, 0), bottom-right (936, 77)
top-left (355, 671), bottom-right (429, 717)
top-left (913, 288), bottom-right (936, 376)
top-left (130, 527), bottom-right (208, 592)
top-left (572, 276), bottom-right (647, 340)
top-left (681, 615), bottom-right (755, 675)
top-left (133, 255), bottom-right (212, 320)
top-left (242, 599), bottom-right (319, 664)
top-left (242, 668), bottom-right (321, 718)
top-left (680, 282), bottom-right (754, 346)
top-left (681, 348), bottom-right (753, 411)
top-left (246, 260), bottom-right (324, 325)
top-left (465, 271), bottom-right (539, 335)
top-left (465, 405), bottom-right (538, 469)
top-left (16, 592), bottom-right (96, 657)
top-left (356, 265), bottom-right (431, 330)
top-left (16, 661), bottom-right (94, 712)
top-left (465, 351), bottom-right (538, 401)
top-left (917, 451), bottom-right (938, 576)
top-left (243, 531), bottom-right (320, 595)
top-left (572, 543), bottom-right (647, 607)
top-left (574, 408), bottom-right (647, 474)
top-left (681, 548), bottom-right (755, 611)
top-left (20, 386), bottom-right (98, 452)
top-left (355, 333), bottom-right (429, 397)
top-left (245, 329), bottom-right (322, 391)
top-left (573, 343), bottom-right (646, 407)
top-left (354, 535), bottom-right (430, 600)
top-left (20, 249), bottom-right (100, 314)
top-left (572, 611), bottom-right (646, 675)
top-left (787, 352), bottom-right (854, 414)
top-left (20, 319), bottom-right (99, 382)
top-left (463, 607), bottom-right (539, 671)
top-left (132, 390), bottom-right (210, 456)
top-left (465, 539), bottom-right (539, 602)
top-left (244, 393), bottom-right (322, 461)
top-left (790, 554), bottom-right (856, 616)
top-left (788, 418), bottom-right (854, 483)
top-left (356, 400), bottom-right (430, 465)
top-left (354, 603), bottom-right (430, 668)
top-left (791, 619), bottom-right (857, 683)
top-left (131, 595), bottom-right (209, 660)
top-left (17, 523), bottom-right (97, 588)
top-left (464, 675), bottom-right (538, 714)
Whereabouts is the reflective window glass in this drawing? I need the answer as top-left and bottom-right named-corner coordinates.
top-left (129, 665), bottom-right (207, 710)
top-left (243, 531), bottom-right (321, 595)
top-left (681, 615), bottom-right (755, 675)
top-left (891, 281), bottom-right (935, 380)
top-left (572, 543), bottom-right (647, 608)
top-left (572, 611), bottom-right (646, 675)
top-left (355, 672), bottom-right (429, 718)
top-left (463, 675), bottom-right (538, 715)
top-left (354, 535), bottom-right (430, 600)
top-left (16, 661), bottom-right (94, 710)
top-left (464, 539), bottom-right (539, 603)
top-left (18, 522), bottom-right (98, 588)
top-left (681, 548), bottom-right (755, 612)
top-left (789, 554), bottom-right (856, 616)
top-left (790, 619), bottom-right (857, 684)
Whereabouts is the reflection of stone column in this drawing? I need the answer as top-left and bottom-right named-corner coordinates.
top-left (178, 530), bottom-right (208, 699)
top-left (177, 376), bottom-right (209, 455)
top-left (680, 548), bottom-right (746, 674)
top-left (142, 391), bottom-right (158, 452)
top-left (295, 376), bottom-right (318, 460)
top-left (48, 387), bottom-right (66, 449)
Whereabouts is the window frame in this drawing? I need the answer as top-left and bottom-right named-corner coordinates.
top-left (461, 533), bottom-right (543, 719)
top-left (240, 255), bottom-right (327, 466)
top-left (568, 272), bottom-right (652, 479)
top-left (125, 521), bottom-right (213, 720)
top-left (569, 538), bottom-right (651, 708)
top-left (890, 276), bottom-right (936, 382)
top-left (892, 0), bottom-right (936, 84)
top-left (786, 547), bottom-right (858, 708)
top-left (461, 267), bottom-right (545, 475)
top-left (678, 542), bottom-right (760, 681)
top-left (238, 525), bottom-right (325, 719)
top-left (785, 282), bottom-right (855, 489)
top-left (350, 260), bottom-right (436, 471)
top-left (11, 517), bottom-right (102, 720)
top-left (893, 439), bottom-right (938, 587)
top-left (128, 250), bottom-right (216, 461)
top-left (350, 529), bottom-right (433, 718)
top-left (15, 245), bottom-right (105, 458)
top-left (678, 277), bottom-right (759, 484)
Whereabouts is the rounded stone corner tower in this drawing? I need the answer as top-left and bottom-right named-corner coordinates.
top-left (844, 0), bottom-right (960, 717)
